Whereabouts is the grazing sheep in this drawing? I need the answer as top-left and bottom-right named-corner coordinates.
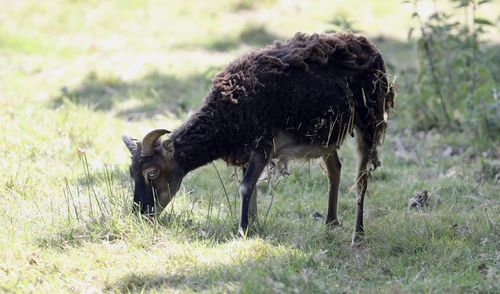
top-left (122, 32), bottom-right (395, 246)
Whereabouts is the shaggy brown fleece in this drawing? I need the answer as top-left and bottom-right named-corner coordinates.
top-left (171, 32), bottom-right (395, 172)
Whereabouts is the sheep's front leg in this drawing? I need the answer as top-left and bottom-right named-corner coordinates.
top-left (323, 151), bottom-right (342, 227)
top-left (239, 151), bottom-right (267, 236)
top-left (242, 167), bottom-right (258, 221)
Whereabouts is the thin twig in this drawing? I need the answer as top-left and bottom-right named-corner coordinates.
top-left (414, 3), bottom-right (451, 124)
top-left (471, 0), bottom-right (477, 94)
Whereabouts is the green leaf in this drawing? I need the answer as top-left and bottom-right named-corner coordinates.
top-left (478, 0), bottom-right (491, 5)
top-left (474, 18), bottom-right (494, 26)
top-left (454, 0), bottom-right (470, 8)
top-left (429, 12), bottom-right (440, 20)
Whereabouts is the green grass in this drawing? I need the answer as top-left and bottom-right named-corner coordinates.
top-left (1, 0), bottom-right (499, 292)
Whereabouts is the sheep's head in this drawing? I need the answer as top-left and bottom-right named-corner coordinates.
top-left (122, 129), bottom-right (184, 216)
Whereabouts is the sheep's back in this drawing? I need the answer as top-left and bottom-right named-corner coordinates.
top-left (207, 32), bottom-right (394, 164)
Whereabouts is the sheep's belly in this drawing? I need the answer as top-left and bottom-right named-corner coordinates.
top-left (271, 130), bottom-right (332, 161)
top-left (258, 131), bottom-right (333, 179)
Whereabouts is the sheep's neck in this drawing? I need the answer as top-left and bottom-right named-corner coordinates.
top-left (171, 106), bottom-right (227, 173)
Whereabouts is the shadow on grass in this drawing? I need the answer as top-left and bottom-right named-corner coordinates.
top-left (210, 25), bottom-right (280, 51)
top-left (108, 242), bottom-right (309, 292)
top-left (51, 70), bottom-right (215, 120)
top-left (110, 266), bottom-right (238, 292)
top-left (178, 24), bottom-right (281, 52)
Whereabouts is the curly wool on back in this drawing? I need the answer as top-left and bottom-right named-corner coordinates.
top-left (171, 32), bottom-right (395, 172)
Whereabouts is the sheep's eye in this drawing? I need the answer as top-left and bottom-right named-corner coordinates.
top-left (147, 169), bottom-right (159, 180)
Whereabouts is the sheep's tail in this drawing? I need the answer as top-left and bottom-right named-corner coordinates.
top-left (349, 34), bottom-right (396, 171)
top-left (368, 50), bottom-right (395, 170)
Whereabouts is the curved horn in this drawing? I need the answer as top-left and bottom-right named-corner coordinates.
top-left (141, 129), bottom-right (170, 157)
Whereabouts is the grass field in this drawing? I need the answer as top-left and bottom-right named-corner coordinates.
top-left (0, 0), bottom-right (499, 292)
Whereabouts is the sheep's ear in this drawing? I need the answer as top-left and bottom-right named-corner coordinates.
top-left (161, 139), bottom-right (175, 159)
top-left (122, 135), bottom-right (138, 155)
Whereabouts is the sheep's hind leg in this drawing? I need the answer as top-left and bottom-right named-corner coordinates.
top-left (352, 145), bottom-right (369, 247)
top-left (323, 150), bottom-right (342, 227)
top-left (239, 151), bottom-right (267, 236)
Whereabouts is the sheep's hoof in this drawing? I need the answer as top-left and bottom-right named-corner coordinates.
top-left (351, 232), bottom-right (364, 248)
top-left (238, 227), bottom-right (248, 238)
top-left (326, 219), bottom-right (341, 228)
